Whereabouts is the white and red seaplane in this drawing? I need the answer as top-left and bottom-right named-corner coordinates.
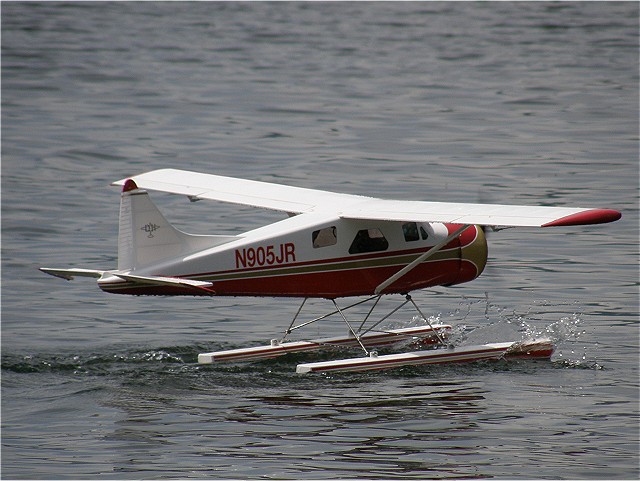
top-left (41, 169), bottom-right (621, 373)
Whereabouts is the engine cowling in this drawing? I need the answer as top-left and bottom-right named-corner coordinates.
top-left (445, 224), bottom-right (488, 286)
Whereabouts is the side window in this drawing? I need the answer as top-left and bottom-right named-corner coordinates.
top-left (312, 226), bottom-right (337, 248)
top-left (349, 228), bottom-right (389, 254)
top-left (402, 222), bottom-right (420, 242)
top-left (403, 222), bottom-right (429, 242)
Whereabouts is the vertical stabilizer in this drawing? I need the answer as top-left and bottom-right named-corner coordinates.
top-left (117, 179), bottom-right (236, 271)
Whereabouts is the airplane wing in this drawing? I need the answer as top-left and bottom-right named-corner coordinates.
top-left (339, 199), bottom-right (621, 228)
top-left (113, 169), bottom-right (620, 228)
top-left (112, 168), bottom-right (366, 215)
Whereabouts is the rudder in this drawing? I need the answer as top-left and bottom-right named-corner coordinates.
top-left (118, 179), bottom-right (235, 271)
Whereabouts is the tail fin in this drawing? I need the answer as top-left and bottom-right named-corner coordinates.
top-left (118, 179), bottom-right (236, 271)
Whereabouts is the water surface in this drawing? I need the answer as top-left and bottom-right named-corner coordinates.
top-left (2, 2), bottom-right (638, 479)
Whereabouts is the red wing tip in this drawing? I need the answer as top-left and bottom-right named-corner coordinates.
top-left (542, 209), bottom-right (622, 227)
top-left (122, 179), bottom-right (139, 193)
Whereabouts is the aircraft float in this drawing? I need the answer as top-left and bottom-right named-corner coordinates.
top-left (41, 169), bottom-right (621, 373)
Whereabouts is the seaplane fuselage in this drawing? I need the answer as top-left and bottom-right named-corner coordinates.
top-left (97, 208), bottom-right (487, 298)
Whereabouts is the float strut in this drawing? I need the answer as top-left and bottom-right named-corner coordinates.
top-left (405, 294), bottom-right (448, 346)
top-left (332, 299), bottom-right (369, 355)
top-left (279, 298), bottom-right (308, 343)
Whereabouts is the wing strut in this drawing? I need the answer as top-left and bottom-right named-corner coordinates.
top-left (374, 224), bottom-right (472, 295)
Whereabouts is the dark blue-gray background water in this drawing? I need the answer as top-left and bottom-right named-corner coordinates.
top-left (2, 2), bottom-right (638, 479)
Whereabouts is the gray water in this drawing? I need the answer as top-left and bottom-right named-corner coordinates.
top-left (2, 2), bottom-right (638, 479)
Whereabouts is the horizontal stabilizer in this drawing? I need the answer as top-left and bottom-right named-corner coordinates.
top-left (113, 273), bottom-right (214, 290)
top-left (39, 268), bottom-right (105, 280)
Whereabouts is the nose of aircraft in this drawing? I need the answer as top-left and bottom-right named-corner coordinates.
top-left (450, 224), bottom-right (488, 286)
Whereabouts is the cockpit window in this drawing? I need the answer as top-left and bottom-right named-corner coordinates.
top-left (403, 222), bottom-right (429, 241)
top-left (403, 222), bottom-right (420, 242)
top-left (312, 226), bottom-right (337, 248)
top-left (349, 228), bottom-right (389, 254)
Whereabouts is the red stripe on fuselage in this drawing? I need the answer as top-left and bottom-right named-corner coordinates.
top-left (100, 258), bottom-right (478, 298)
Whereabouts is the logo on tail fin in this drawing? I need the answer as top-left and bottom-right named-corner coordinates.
top-left (140, 223), bottom-right (161, 238)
